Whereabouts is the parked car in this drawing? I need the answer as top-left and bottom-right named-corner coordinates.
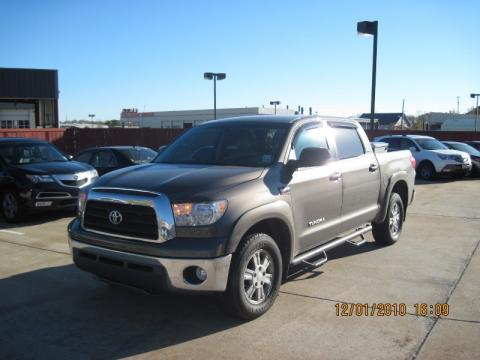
top-left (465, 141), bottom-right (480, 152)
top-left (442, 141), bottom-right (480, 176)
top-left (73, 146), bottom-right (157, 176)
top-left (374, 135), bottom-right (472, 180)
top-left (0, 138), bottom-right (98, 222)
top-left (68, 115), bottom-right (415, 320)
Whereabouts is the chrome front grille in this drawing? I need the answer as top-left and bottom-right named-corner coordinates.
top-left (81, 188), bottom-right (176, 243)
top-left (54, 171), bottom-right (96, 188)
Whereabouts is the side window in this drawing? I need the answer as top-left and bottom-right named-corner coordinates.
top-left (290, 126), bottom-right (329, 160)
top-left (332, 127), bottom-right (365, 160)
top-left (74, 150), bottom-right (93, 164)
top-left (400, 138), bottom-right (416, 151)
top-left (91, 150), bottom-right (118, 167)
top-left (383, 138), bottom-right (400, 151)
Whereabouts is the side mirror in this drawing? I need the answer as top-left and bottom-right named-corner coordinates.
top-left (288, 147), bottom-right (331, 170)
top-left (409, 146), bottom-right (417, 153)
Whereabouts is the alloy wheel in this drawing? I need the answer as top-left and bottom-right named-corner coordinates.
top-left (243, 249), bottom-right (274, 305)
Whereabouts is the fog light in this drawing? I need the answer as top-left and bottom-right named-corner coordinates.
top-left (195, 267), bottom-right (207, 281)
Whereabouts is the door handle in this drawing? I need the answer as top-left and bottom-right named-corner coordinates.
top-left (369, 163), bottom-right (378, 172)
top-left (329, 172), bottom-right (342, 181)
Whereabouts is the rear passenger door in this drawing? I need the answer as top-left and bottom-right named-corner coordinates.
top-left (91, 150), bottom-right (120, 175)
top-left (330, 123), bottom-right (381, 233)
top-left (288, 124), bottom-right (343, 252)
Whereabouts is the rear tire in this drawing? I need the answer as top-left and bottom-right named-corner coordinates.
top-left (418, 161), bottom-right (435, 180)
top-left (372, 192), bottom-right (404, 246)
top-left (223, 233), bottom-right (282, 320)
top-left (1, 189), bottom-right (25, 223)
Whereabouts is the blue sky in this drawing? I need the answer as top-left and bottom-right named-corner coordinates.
top-left (1, 0), bottom-right (479, 120)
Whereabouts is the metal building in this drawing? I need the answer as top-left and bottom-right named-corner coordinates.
top-left (120, 107), bottom-right (297, 128)
top-left (0, 68), bottom-right (59, 128)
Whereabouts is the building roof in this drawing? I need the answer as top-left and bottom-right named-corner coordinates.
top-left (360, 113), bottom-right (409, 126)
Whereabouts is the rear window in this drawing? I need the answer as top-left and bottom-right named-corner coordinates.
top-left (332, 127), bottom-right (365, 159)
top-left (120, 148), bottom-right (157, 164)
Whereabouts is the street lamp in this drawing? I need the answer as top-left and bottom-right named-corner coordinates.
top-left (357, 20), bottom-right (378, 131)
top-left (270, 101), bottom-right (281, 115)
top-left (88, 114), bottom-right (95, 127)
top-left (471, 93), bottom-right (480, 132)
top-left (204, 72), bottom-right (226, 120)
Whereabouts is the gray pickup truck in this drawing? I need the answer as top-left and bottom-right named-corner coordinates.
top-left (68, 115), bottom-right (415, 319)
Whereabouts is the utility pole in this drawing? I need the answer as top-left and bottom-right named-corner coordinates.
top-left (457, 96), bottom-right (460, 114)
top-left (401, 99), bottom-right (405, 130)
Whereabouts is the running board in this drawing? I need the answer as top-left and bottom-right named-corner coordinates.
top-left (291, 225), bottom-right (372, 266)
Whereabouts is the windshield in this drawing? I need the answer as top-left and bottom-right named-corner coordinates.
top-left (119, 148), bottom-right (157, 164)
top-left (415, 138), bottom-right (448, 151)
top-left (447, 143), bottom-right (480, 156)
top-left (154, 124), bottom-right (288, 167)
top-left (0, 143), bottom-right (68, 165)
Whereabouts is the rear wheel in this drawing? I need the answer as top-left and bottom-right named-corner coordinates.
top-left (372, 192), bottom-right (404, 246)
top-left (223, 233), bottom-right (282, 320)
top-left (418, 161), bottom-right (435, 180)
top-left (1, 190), bottom-right (24, 223)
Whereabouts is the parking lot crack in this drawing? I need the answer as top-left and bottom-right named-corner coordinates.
top-left (0, 238), bottom-right (70, 256)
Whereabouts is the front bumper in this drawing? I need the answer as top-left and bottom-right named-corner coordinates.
top-left (68, 237), bottom-right (232, 293)
top-left (439, 163), bottom-right (472, 174)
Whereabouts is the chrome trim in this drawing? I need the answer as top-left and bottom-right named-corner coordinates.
top-left (69, 238), bottom-right (232, 292)
top-left (53, 171), bottom-right (97, 188)
top-left (36, 192), bottom-right (73, 199)
top-left (81, 187), bottom-right (176, 243)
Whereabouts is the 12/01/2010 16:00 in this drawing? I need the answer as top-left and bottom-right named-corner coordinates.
top-left (335, 303), bottom-right (449, 317)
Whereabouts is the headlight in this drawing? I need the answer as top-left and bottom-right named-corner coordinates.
top-left (172, 200), bottom-right (227, 226)
top-left (25, 174), bottom-right (55, 183)
top-left (90, 169), bottom-right (98, 178)
top-left (78, 190), bottom-right (88, 216)
top-left (436, 154), bottom-right (460, 161)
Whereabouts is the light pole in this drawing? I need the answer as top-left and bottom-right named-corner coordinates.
top-left (88, 114), bottom-right (95, 127)
top-left (270, 101), bottom-right (281, 115)
top-left (204, 72), bottom-right (226, 120)
top-left (471, 93), bottom-right (479, 132)
top-left (357, 20), bottom-right (378, 131)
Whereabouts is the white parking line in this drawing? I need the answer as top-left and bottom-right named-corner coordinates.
top-left (0, 229), bottom-right (25, 236)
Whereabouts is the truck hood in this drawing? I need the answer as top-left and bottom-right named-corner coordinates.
top-left (92, 163), bottom-right (263, 200)
top-left (428, 149), bottom-right (466, 156)
top-left (9, 161), bottom-right (93, 175)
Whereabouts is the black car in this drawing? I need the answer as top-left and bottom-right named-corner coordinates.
top-left (73, 146), bottom-right (157, 176)
top-left (465, 141), bottom-right (480, 152)
top-left (442, 141), bottom-right (480, 175)
top-left (0, 138), bottom-right (98, 222)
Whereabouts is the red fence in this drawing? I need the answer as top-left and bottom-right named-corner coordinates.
top-left (0, 128), bottom-right (186, 154)
top-left (1, 128), bottom-right (480, 155)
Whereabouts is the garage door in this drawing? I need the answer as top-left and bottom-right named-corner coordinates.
top-left (0, 108), bottom-right (34, 128)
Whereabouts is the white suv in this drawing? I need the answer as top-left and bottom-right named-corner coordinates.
top-left (375, 135), bottom-right (472, 180)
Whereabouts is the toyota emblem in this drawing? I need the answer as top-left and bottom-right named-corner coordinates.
top-left (108, 210), bottom-right (123, 225)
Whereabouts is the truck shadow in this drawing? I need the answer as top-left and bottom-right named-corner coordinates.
top-left (0, 264), bottom-right (243, 359)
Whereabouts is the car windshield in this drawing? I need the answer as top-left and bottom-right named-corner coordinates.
top-left (119, 148), bottom-right (158, 164)
top-left (415, 138), bottom-right (448, 150)
top-left (447, 143), bottom-right (480, 156)
top-left (153, 123), bottom-right (288, 167)
top-left (0, 143), bottom-right (68, 165)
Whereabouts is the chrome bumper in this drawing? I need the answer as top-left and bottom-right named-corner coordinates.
top-left (68, 238), bottom-right (232, 292)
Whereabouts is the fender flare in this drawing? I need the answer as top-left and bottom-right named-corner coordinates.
top-left (374, 171), bottom-right (410, 223)
top-left (226, 200), bottom-right (295, 261)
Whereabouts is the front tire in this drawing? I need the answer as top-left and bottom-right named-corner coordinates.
top-left (1, 190), bottom-right (24, 223)
top-left (223, 233), bottom-right (282, 320)
top-left (418, 161), bottom-right (435, 180)
top-left (372, 192), bottom-right (404, 246)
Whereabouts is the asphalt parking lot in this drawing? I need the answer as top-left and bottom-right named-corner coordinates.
top-left (1, 178), bottom-right (479, 360)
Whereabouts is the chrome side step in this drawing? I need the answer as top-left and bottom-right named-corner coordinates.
top-left (291, 225), bottom-right (372, 267)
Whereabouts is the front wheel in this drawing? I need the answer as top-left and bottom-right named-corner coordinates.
top-left (418, 162), bottom-right (436, 180)
top-left (223, 233), bottom-right (282, 320)
top-left (1, 190), bottom-right (24, 223)
top-left (372, 192), bottom-right (404, 246)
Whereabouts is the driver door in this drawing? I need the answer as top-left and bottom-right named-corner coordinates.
top-left (288, 125), bottom-right (343, 253)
